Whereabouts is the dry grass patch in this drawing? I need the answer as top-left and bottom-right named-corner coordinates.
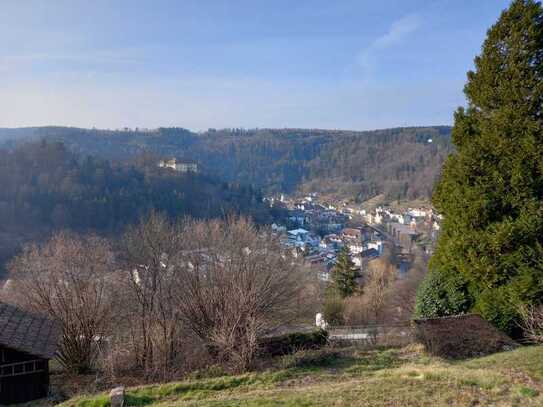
top-left (59, 345), bottom-right (543, 407)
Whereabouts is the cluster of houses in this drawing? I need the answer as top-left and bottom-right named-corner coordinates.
top-left (361, 206), bottom-right (441, 254)
top-left (276, 224), bottom-right (384, 282)
top-left (269, 195), bottom-right (387, 281)
top-left (361, 206), bottom-right (440, 231)
top-left (268, 194), bottom-right (442, 281)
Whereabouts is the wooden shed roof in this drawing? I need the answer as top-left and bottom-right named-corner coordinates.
top-left (0, 302), bottom-right (60, 359)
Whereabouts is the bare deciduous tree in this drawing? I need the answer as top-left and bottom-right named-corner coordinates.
top-left (7, 232), bottom-right (115, 373)
top-left (386, 250), bottom-right (427, 321)
top-left (175, 216), bottom-right (303, 372)
top-left (343, 253), bottom-right (397, 326)
top-left (6, 213), bottom-right (309, 377)
top-left (119, 214), bottom-right (305, 374)
top-left (121, 212), bottom-right (186, 378)
top-left (364, 256), bottom-right (396, 322)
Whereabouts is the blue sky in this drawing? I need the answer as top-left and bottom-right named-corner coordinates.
top-left (0, 0), bottom-right (511, 130)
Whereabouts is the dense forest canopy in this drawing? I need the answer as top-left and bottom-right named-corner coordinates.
top-left (0, 125), bottom-right (452, 202)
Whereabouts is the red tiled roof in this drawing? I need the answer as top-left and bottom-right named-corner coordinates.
top-left (343, 228), bottom-right (361, 237)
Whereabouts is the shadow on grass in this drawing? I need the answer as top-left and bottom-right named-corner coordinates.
top-left (74, 348), bottom-right (414, 406)
top-left (280, 348), bottom-right (406, 376)
top-left (120, 374), bottom-right (282, 406)
top-left (342, 349), bottom-right (404, 374)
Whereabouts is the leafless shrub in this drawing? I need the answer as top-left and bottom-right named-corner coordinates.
top-left (324, 291), bottom-right (346, 325)
top-left (97, 335), bottom-right (134, 380)
top-left (384, 251), bottom-right (427, 321)
top-left (117, 214), bottom-right (307, 374)
top-left (341, 258), bottom-right (395, 326)
top-left (175, 216), bottom-right (304, 372)
top-left (6, 213), bottom-right (308, 377)
top-left (343, 250), bottom-right (427, 326)
top-left (297, 263), bottom-right (322, 321)
top-left (7, 232), bottom-right (116, 373)
top-left (348, 258), bottom-right (396, 324)
top-left (362, 257), bottom-right (396, 323)
top-left (342, 295), bottom-right (367, 325)
top-left (120, 212), bottom-right (186, 379)
top-left (518, 304), bottom-right (543, 344)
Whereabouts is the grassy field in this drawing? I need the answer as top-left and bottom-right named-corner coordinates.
top-left (59, 345), bottom-right (543, 407)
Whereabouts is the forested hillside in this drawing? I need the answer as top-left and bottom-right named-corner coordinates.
top-left (0, 140), bottom-right (273, 277)
top-left (303, 127), bottom-right (451, 200)
top-left (1, 126), bottom-right (452, 202)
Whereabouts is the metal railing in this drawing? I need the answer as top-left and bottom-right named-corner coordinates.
top-left (327, 321), bottom-right (413, 345)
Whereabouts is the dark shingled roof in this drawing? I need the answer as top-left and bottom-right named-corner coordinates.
top-left (0, 302), bottom-right (60, 359)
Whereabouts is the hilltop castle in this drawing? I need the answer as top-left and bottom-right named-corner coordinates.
top-left (158, 158), bottom-right (198, 173)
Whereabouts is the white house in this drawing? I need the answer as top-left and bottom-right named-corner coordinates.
top-left (352, 255), bottom-right (362, 268)
top-left (347, 242), bottom-right (364, 254)
top-left (407, 208), bottom-right (428, 219)
top-left (366, 240), bottom-right (384, 254)
top-left (288, 228), bottom-right (309, 239)
top-left (287, 228), bottom-right (319, 248)
top-left (389, 213), bottom-right (405, 224)
top-left (365, 212), bottom-right (383, 225)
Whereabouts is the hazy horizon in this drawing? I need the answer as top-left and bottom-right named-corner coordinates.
top-left (1, 0), bottom-right (510, 130)
top-left (0, 123), bottom-right (453, 133)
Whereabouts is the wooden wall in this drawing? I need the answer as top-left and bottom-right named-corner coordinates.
top-left (0, 345), bottom-right (49, 404)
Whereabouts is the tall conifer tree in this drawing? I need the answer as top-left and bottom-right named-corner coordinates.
top-left (332, 246), bottom-right (357, 298)
top-left (427, 0), bottom-right (543, 334)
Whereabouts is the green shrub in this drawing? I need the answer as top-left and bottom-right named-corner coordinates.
top-left (518, 386), bottom-right (539, 398)
top-left (474, 287), bottom-right (520, 336)
top-left (414, 269), bottom-right (473, 318)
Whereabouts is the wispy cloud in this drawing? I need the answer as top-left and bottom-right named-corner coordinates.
top-left (373, 14), bottom-right (421, 49)
top-left (356, 13), bottom-right (421, 74)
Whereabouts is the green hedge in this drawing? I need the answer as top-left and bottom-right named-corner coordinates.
top-left (414, 269), bottom-right (473, 319)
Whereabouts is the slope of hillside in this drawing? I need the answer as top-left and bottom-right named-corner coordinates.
top-left (0, 140), bottom-right (273, 278)
top-left (0, 126), bottom-right (452, 202)
top-left (60, 345), bottom-right (542, 407)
